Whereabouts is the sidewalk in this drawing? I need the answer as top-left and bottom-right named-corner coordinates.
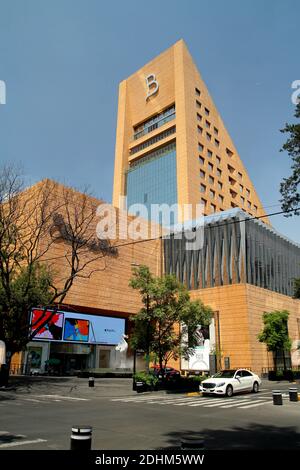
top-left (1, 375), bottom-right (138, 398)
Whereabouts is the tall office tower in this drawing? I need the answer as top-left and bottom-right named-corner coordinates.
top-left (113, 39), bottom-right (267, 224)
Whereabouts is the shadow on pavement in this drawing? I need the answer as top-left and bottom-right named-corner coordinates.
top-left (0, 393), bottom-right (16, 401)
top-left (0, 433), bottom-right (24, 444)
top-left (157, 423), bottom-right (300, 450)
top-left (6, 375), bottom-right (73, 389)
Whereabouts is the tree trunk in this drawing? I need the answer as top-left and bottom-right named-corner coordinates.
top-left (274, 349), bottom-right (278, 373)
top-left (159, 351), bottom-right (165, 382)
top-left (283, 349), bottom-right (287, 371)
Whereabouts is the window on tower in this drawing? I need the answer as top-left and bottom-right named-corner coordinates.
top-left (133, 104), bottom-right (175, 140)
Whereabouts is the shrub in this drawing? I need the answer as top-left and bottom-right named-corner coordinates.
top-left (187, 375), bottom-right (209, 384)
top-left (133, 371), bottom-right (158, 387)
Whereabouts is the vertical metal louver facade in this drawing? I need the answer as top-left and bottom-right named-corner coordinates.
top-left (163, 209), bottom-right (300, 297)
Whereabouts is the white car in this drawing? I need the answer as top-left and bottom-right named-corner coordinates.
top-left (200, 369), bottom-right (261, 397)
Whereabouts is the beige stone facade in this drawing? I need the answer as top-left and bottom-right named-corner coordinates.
top-left (190, 284), bottom-right (300, 374)
top-left (113, 39), bottom-right (268, 222)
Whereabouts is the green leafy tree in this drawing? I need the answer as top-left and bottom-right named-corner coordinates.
top-left (258, 310), bottom-right (292, 370)
top-left (280, 101), bottom-right (300, 215)
top-left (0, 264), bottom-right (53, 357)
top-left (129, 265), bottom-right (213, 376)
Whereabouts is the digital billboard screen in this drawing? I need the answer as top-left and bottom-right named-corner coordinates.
top-left (31, 309), bottom-right (125, 345)
top-left (63, 318), bottom-right (89, 342)
top-left (31, 309), bottom-right (64, 341)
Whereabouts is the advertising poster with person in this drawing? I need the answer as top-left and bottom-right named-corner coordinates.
top-left (188, 325), bottom-right (211, 371)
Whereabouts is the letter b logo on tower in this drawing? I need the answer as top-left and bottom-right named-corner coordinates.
top-left (145, 74), bottom-right (159, 101)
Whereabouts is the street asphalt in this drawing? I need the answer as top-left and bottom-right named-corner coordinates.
top-left (1, 376), bottom-right (300, 450)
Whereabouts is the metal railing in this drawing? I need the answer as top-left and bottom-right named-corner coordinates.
top-left (262, 366), bottom-right (300, 374)
top-left (133, 112), bottom-right (175, 140)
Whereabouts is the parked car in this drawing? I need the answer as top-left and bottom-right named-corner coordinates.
top-left (150, 366), bottom-right (181, 381)
top-left (200, 369), bottom-right (261, 397)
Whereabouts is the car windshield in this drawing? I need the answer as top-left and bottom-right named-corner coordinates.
top-left (212, 370), bottom-right (237, 378)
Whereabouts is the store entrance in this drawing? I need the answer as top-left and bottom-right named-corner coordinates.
top-left (48, 342), bottom-right (92, 375)
top-left (48, 352), bottom-right (88, 375)
top-left (99, 350), bottom-right (110, 368)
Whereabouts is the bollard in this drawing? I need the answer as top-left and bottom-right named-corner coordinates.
top-left (272, 390), bottom-right (283, 405)
top-left (289, 388), bottom-right (298, 402)
top-left (88, 377), bottom-right (94, 388)
top-left (181, 436), bottom-right (204, 450)
top-left (70, 425), bottom-right (92, 450)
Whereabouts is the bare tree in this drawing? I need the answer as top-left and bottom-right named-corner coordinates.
top-left (0, 165), bottom-right (117, 359)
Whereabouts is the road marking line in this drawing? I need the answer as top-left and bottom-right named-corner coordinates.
top-left (200, 397), bottom-right (265, 407)
top-left (33, 395), bottom-right (89, 401)
top-left (115, 395), bottom-right (173, 400)
top-left (113, 397), bottom-right (188, 404)
top-left (172, 398), bottom-right (205, 406)
top-left (188, 399), bottom-right (229, 407)
top-left (239, 401), bottom-right (272, 409)
top-left (20, 398), bottom-right (43, 403)
top-left (0, 438), bottom-right (47, 449)
top-left (148, 399), bottom-right (190, 404)
top-left (219, 399), bottom-right (263, 409)
top-left (111, 398), bottom-right (157, 402)
top-left (159, 397), bottom-right (197, 401)
top-left (201, 399), bottom-right (250, 408)
top-left (256, 396), bottom-right (273, 399)
top-left (184, 398), bottom-right (228, 407)
top-left (111, 396), bottom-right (186, 403)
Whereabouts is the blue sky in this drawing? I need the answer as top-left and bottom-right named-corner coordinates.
top-left (0, 0), bottom-right (299, 241)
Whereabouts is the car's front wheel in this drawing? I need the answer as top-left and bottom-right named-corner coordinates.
top-left (252, 381), bottom-right (259, 393)
top-left (225, 385), bottom-right (233, 397)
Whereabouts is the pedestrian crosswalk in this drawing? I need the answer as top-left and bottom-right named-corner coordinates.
top-left (111, 393), bottom-right (276, 410)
